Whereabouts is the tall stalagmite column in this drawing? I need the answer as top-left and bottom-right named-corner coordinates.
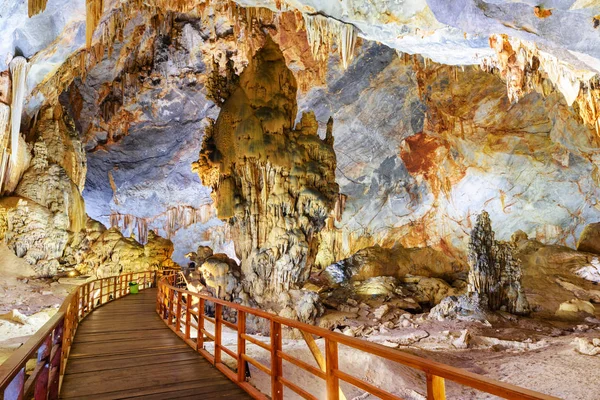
top-left (467, 211), bottom-right (530, 315)
top-left (9, 56), bottom-right (28, 165)
top-left (194, 37), bottom-right (339, 321)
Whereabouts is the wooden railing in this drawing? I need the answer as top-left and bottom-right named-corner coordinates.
top-left (0, 270), bottom-right (158, 400)
top-left (157, 274), bottom-right (559, 400)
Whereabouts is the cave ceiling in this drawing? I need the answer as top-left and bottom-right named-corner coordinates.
top-left (2, 0), bottom-right (600, 264)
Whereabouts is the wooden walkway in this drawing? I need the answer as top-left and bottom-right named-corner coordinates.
top-left (60, 289), bottom-right (251, 400)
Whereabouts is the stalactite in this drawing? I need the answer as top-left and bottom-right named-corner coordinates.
top-left (484, 34), bottom-right (600, 132)
top-left (110, 204), bottom-right (215, 244)
top-left (303, 13), bottom-right (357, 70)
top-left (0, 104), bottom-right (9, 150)
top-left (9, 57), bottom-right (28, 166)
top-left (86, 0), bottom-right (104, 48)
top-left (28, 0), bottom-right (48, 17)
top-left (0, 104), bottom-right (10, 194)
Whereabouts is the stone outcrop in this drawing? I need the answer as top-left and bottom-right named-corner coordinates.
top-left (577, 223), bottom-right (600, 255)
top-left (430, 212), bottom-right (529, 321)
top-left (72, 226), bottom-right (176, 277)
top-left (467, 211), bottom-right (529, 315)
top-left (194, 37), bottom-right (338, 321)
top-left (319, 244), bottom-right (465, 286)
top-left (0, 101), bottom-right (176, 277)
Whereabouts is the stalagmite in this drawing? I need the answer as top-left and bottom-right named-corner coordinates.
top-left (194, 37), bottom-right (339, 322)
top-left (28, 0), bottom-right (49, 17)
top-left (467, 211), bottom-right (529, 315)
top-left (303, 13), bottom-right (357, 70)
top-left (9, 57), bottom-right (28, 165)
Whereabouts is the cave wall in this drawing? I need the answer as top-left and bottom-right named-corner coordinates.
top-left (295, 42), bottom-right (600, 266)
top-left (65, 7), bottom-right (600, 273)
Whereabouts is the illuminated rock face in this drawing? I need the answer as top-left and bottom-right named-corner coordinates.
top-left (0, 102), bottom-right (175, 277)
top-left (195, 37), bottom-right (338, 319)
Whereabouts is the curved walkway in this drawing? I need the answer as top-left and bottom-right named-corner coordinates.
top-left (60, 288), bottom-right (251, 400)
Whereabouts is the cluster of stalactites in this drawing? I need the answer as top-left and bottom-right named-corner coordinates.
top-left (303, 13), bottom-right (357, 70)
top-left (28, 0), bottom-right (49, 17)
top-left (482, 34), bottom-right (600, 134)
top-left (86, 0), bottom-right (104, 48)
top-left (110, 204), bottom-right (215, 244)
top-left (467, 211), bottom-right (530, 315)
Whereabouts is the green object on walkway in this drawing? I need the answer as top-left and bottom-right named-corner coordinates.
top-left (129, 282), bottom-right (139, 294)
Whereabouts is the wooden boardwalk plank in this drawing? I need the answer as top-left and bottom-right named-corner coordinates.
top-left (60, 288), bottom-right (251, 399)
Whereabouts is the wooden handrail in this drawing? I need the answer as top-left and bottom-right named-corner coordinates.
top-left (0, 270), bottom-right (162, 400)
top-left (156, 274), bottom-right (560, 400)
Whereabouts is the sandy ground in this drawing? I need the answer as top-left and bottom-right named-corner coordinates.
top-left (201, 314), bottom-right (600, 400)
top-left (0, 244), bottom-right (76, 364)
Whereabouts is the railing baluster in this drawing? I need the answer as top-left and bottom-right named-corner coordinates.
top-left (237, 311), bottom-right (246, 383)
top-left (168, 289), bottom-right (175, 326)
top-left (176, 291), bottom-right (183, 334)
top-left (325, 338), bottom-right (340, 400)
top-left (4, 367), bottom-right (25, 400)
top-left (99, 279), bottom-right (103, 306)
top-left (271, 321), bottom-right (283, 400)
top-left (113, 276), bottom-right (117, 301)
top-left (215, 303), bottom-right (222, 365)
top-left (185, 293), bottom-right (191, 340)
top-left (198, 298), bottom-right (205, 349)
top-left (427, 374), bottom-right (446, 400)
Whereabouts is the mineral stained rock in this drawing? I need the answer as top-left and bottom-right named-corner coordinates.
top-left (194, 37), bottom-right (339, 321)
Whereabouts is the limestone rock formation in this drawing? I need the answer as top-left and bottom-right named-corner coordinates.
top-left (467, 211), bottom-right (529, 315)
top-left (0, 197), bottom-right (68, 276)
top-left (194, 37), bottom-right (339, 320)
top-left (319, 244), bottom-right (465, 286)
top-left (74, 226), bottom-right (176, 277)
top-left (430, 212), bottom-right (529, 321)
top-left (577, 223), bottom-right (600, 255)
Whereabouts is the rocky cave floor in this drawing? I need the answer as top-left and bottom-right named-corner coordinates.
top-left (4, 260), bottom-right (600, 400)
top-left (0, 244), bottom-right (82, 364)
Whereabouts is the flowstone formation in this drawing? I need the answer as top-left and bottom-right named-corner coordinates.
top-left (194, 37), bottom-right (339, 321)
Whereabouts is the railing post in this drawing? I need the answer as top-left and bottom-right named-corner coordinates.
top-left (325, 338), bottom-right (340, 400)
top-left (48, 321), bottom-right (64, 400)
top-left (197, 298), bottom-right (205, 349)
top-left (215, 303), bottom-right (222, 364)
top-left (176, 291), bottom-right (183, 333)
top-left (427, 374), bottom-right (446, 400)
top-left (99, 279), bottom-right (103, 306)
top-left (168, 289), bottom-right (175, 325)
top-left (86, 283), bottom-right (91, 315)
top-left (271, 321), bottom-right (283, 400)
top-left (237, 311), bottom-right (246, 383)
top-left (185, 293), bottom-right (191, 340)
top-left (34, 336), bottom-right (51, 400)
